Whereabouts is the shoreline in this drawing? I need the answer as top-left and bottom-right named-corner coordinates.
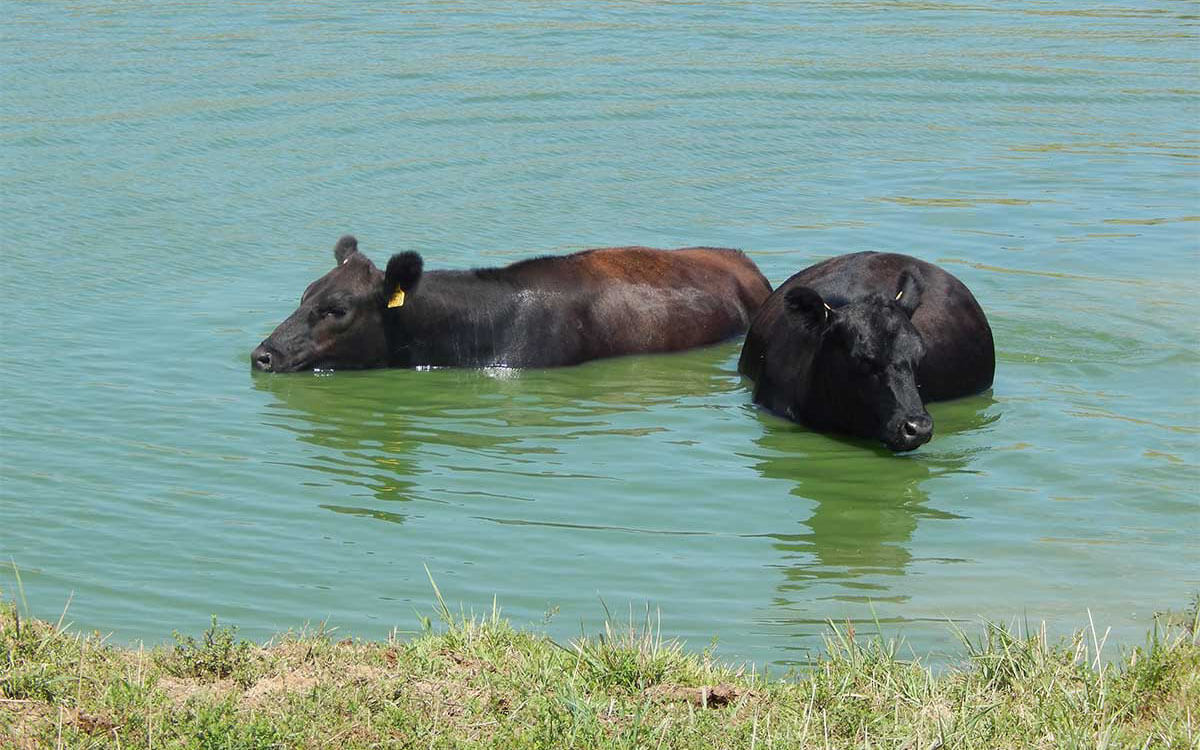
top-left (2, 593), bottom-right (1196, 748)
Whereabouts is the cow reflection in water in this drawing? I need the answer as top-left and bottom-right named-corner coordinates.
top-left (750, 396), bottom-right (996, 613)
top-left (252, 374), bottom-right (430, 523)
top-left (251, 349), bottom-right (741, 521)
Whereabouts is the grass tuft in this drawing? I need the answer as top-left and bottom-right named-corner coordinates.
top-left (570, 604), bottom-right (696, 693)
top-left (160, 615), bottom-right (255, 686)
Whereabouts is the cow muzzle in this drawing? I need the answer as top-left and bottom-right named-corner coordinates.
top-left (887, 414), bottom-right (933, 452)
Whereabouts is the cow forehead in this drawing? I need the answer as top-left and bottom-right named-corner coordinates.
top-left (302, 259), bottom-right (378, 302)
top-left (839, 303), bottom-right (919, 355)
top-left (840, 303), bottom-right (895, 334)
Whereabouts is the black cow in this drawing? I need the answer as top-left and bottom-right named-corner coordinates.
top-left (738, 252), bottom-right (994, 451)
top-left (252, 236), bottom-right (772, 372)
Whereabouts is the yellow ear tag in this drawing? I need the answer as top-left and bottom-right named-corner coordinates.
top-left (387, 289), bottom-right (406, 308)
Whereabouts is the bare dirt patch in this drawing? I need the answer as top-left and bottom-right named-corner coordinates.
top-left (242, 671), bottom-right (319, 707)
top-left (156, 675), bottom-right (236, 705)
top-left (644, 683), bottom-right (748, 708)
top-left (437, 649), bottom-right (493, 677)
top-left (2, 699), bottom-right (52, 749)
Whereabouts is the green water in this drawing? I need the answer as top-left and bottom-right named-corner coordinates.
top-left (2, 2), bottom-right (1197, 666)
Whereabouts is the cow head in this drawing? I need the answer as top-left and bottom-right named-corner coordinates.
top-left (782, 271), bottom-right (932, 451)
top-left (251, 236), bottom-right (424, 372)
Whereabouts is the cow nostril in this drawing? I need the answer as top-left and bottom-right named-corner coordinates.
top-left (902, 417), bottom-right (933, 440)
top-left (252, 346), bottom-right (274, 371)
top-left (889, 416), bottom-right (934, 452)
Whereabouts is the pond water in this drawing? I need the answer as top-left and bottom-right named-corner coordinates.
top-left (2, 1), bottom-right (1197, 667)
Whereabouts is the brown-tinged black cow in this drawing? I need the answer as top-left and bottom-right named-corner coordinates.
top-left (252, 236), bottom-right (771, 372)
top-left (738, 252), bottom-right (994, 452)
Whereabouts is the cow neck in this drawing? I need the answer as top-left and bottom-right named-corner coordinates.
top-left (385, 270), bottom-right (523, 368)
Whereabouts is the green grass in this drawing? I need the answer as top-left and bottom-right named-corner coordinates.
top-left (2, 587), bottom-right (1197, 749)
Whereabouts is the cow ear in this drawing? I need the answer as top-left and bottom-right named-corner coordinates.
top-left (384, 252), bottom-right (424, 309)
top-left (334, 235), bottom-right (359, 265)
top-left (784, 286), bottom-right (831, 330)
top-left (894, 269), bottom-right (923, 318)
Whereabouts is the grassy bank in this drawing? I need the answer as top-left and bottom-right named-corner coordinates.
top-left (2, 589), bottom-right (1197, 749)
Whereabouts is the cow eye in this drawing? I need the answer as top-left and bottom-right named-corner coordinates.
top-left (321, 306), bottom-right (347, 320)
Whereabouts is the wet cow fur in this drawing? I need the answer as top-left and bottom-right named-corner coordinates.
top-left (253, 236), bottom-right (772, 372)
top-left (738, 252), bottom-right (994, 451)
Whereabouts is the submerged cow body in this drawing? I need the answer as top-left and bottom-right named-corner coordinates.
top-left (252, 236), bottom-right (771, 372)
top-left (738, 252), bottom-right (994, 452)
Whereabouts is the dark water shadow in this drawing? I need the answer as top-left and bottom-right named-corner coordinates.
top-left (747, 392), bottom-right (998, 625)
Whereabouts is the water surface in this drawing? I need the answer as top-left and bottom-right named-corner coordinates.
top-left (2, 1), bottom-right (1197, 666)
